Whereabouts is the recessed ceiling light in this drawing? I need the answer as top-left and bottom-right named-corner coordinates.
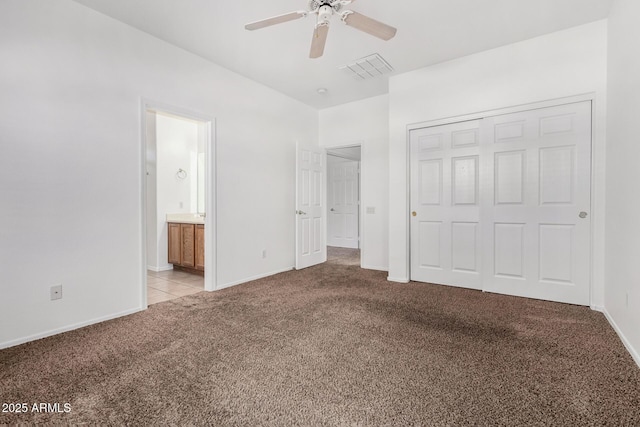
top-left (317, 87), bottom-right (328, 95)
top-left (339, 53), bottom-right (393, 81)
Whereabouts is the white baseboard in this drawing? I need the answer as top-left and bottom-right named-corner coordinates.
top-left (387, 276), bottom-right (410, 283)
top-left (213, 267), bottom-right (295, 291)
top-left (602, 308), bottom-right (640, 368)
top-left (146, 265), bottom-right (173, 272)
top-left (361, 264), bottom-right (388, 272)
top-left (0, 307), bottom-right (144, 350)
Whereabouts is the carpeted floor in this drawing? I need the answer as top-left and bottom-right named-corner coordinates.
top-left (1, 247), bottom-right (639, 425)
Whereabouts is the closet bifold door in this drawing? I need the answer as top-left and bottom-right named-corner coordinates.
top-left (409, 101), bottom-right (591, 305)
top-left (480, 101), bottom-right (592, 305)
top-left (409, 119), bottom-right (483, 290)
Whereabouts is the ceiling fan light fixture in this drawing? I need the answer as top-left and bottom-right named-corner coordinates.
top-left (245, 0), bottom-right (395, 58)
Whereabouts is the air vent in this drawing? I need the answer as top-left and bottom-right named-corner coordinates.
top-left (338, 53), bottom-right (393, 81)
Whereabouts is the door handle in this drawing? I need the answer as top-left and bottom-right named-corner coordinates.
top-left (579, 211), bottom-right (588, 219)
top-left (330, 208), bottom-right (335, 212)
top-left (412, 211), bottom-right (417, 217)
top-left (296, 210), bottom-right (307, 215)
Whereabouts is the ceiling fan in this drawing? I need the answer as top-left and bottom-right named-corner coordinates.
top-left (245, 0), bottom-right (397, 59)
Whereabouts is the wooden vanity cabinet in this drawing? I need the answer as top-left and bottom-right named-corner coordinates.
top-left (181, 224), bottom-right (196, 268)
top-left (195, 224), bottom-right (205, 270)
top-left (168, 223), bottom-right (181, 265)
top-left (168, 222), bottom-right (204, 274)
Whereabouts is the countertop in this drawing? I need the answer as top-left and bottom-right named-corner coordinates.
top-left (166, 213), bottom-right (205, 225)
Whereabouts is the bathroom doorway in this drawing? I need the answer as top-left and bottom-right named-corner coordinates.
top-left (142, 101), bottom-right (215, 306)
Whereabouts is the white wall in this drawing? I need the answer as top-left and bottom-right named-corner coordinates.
top-left (319, 95), bottom-right (389, 271)
top-left (150, 113), bottom-right (199, 271)
top-left (0, 0), bottom-right (317, 348)
top-left (605, 0), bottom-right (640, 365)
top-left (388, 21), bottom-right (608, 307)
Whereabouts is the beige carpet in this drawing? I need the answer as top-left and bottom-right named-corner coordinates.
top-left (1, 247), bottom-right (639, 425)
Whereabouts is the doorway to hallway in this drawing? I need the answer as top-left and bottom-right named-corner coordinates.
top-left (327, 145), bottom-right (361, 264)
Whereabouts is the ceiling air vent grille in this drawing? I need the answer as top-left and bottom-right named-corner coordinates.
top-left (339, 53), bottom-right (393, 81)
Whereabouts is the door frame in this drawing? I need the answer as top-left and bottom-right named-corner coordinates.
top-left (325, 143), bottom-right (362, 266)
top-left (406, 93), bottom-right (598, 306)
top-left (326, 152), bottom-right (361, 250)
top-left (140, 98), bottom-right (216, 309)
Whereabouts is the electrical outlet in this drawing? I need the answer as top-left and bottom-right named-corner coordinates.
top-left (50, 285), bottom-right (62, 301)
top-left (262, 249), bottom-right (267, 259)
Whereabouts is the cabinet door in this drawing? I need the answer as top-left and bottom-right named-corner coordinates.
top-left (168, 223), bottom-right (181, 265)
top-left (181, 224), bottom-right (195, 268)
top-left (195, 224), bottom-right (205, 271)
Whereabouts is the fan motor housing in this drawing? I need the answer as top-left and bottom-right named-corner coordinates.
top-left (318, 5), bottom-right (333, 23)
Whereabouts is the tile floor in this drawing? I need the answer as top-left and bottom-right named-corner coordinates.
top-left (147, 269), bottom-right (204, 305)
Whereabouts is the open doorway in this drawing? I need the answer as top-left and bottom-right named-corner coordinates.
top-left (142, 102), bottom-right (215, 306)
top-left (326, 145), bottom-right (361, 266)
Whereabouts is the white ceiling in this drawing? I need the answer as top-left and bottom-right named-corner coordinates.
top-left (71, 0), bottom-right (612, 109)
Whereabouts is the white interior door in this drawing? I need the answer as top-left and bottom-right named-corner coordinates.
top-left (481, 102), bottom-right (591, 305)
top-left (327, 158), bottom-right (359, 249)
top-left (409, 101), bottom-right (592, 305)
top-left (295, 144), bottom-right (326, 269)
top-left (410, 120), bottom-right (483, 290)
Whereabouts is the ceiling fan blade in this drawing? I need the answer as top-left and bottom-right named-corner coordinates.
top-left (309, 24), bottom-right (329, 59)
top-left (245, 11), bottom-right (306, 31)
top-left (342, 11), bottom-right (396, 40)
